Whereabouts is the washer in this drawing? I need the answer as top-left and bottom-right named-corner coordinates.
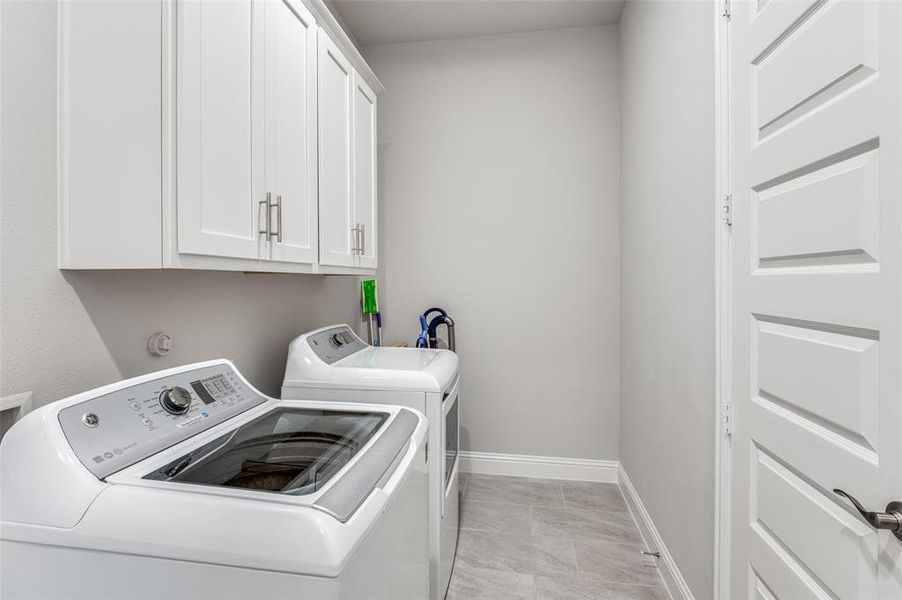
top-left (0, 359), bottom-right (428, 599)
top-left (282, 325), bottom-right (460, 600)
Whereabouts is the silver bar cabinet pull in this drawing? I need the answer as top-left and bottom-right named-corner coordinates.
top-left (273, 195), bottom-right (283, 243)
top-left (358, 223), bottom-right (365, 255)
top-left (258, 192), bottom-right (272, 242)
top-left (350, 225), bottom-right (359, 254)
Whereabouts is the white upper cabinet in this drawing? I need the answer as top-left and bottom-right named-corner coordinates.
top-left (266, 0), bottom-right (319, 265)
top-left (58, 0), bottom-right (162, 269)
top-left (318, 35), bottom-right (380, 270)
top-left (177, 0), bottom-right (265, 261)
top-left (58, 0), bottom-right (381, 274)
top-left (352, 72), bottom-right (378, 269)
top-left (317, 30), bottom-right (355, 268)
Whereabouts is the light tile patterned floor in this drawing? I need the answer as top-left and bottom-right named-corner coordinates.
top-left (447, 474), bottom-right (671, 600)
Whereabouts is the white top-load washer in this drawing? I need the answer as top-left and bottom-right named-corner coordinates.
top-left (282, 325), bottom-right (460, 600)
top-left (0, 359), bottom-right (428, 600)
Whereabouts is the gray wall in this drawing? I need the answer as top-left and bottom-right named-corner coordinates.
top-left (619, 2), bottom-right (716, 598)
top-left (0, 1), bottom-right (361, 413)
top-left (363, 26), bottom-right (621, 460)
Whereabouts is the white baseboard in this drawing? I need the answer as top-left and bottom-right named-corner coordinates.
top-left (619, 466), bottom-right (694, 600)
top-left (458, 451), bottom-right (619, 483)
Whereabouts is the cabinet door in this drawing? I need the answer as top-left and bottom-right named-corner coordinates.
top-left (317, 30), bottom-right (355, 267)
top-left (177, 0), bottom-right (265, 260)
top-left (265, 0), bottom-right (318, 265)
top-left (352, 72), bottom-right (377, 269)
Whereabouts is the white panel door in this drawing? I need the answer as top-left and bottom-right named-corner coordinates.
top-left (317, 30), bottom-right (355, 267)
top-left (729, 2), bottom-right (902, 599)
top-left (352, 71), bottom-right (377, 269)
top-left (177, 0), bottom-right (265, 260)
top-left (265, 0), bottom-right (318, 265)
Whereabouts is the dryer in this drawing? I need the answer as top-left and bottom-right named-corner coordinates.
top-left (0, 360), bottom-right (428, 599)
top-left (282, 325), bottom-right (460, 600)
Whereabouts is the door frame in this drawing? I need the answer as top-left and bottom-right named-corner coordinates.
top-left (713, 0), bottom-right (732, 598)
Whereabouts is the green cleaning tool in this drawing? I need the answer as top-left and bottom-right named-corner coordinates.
top-left (361, 279), bottom-right (380, 345)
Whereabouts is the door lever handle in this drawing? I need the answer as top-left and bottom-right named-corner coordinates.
top-left (834, 489), bottom-right (902, 540)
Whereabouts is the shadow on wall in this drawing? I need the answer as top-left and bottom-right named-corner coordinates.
top-left (63, 270), bottom-right (362, 396)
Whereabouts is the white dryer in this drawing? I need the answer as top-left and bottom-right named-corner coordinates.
top-left (282, 325), bottom-right (460, 600)
top-left (0, 359), bottom-right (428, 599)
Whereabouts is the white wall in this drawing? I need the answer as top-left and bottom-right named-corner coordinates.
top-left (619, 2), bottom-right (716, 598)
top-left (364, 26), bottom-right (620, 460)
top-left (0, 1), bottom-right (361, 417)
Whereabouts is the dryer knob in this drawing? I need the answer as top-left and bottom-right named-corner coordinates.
top-left (160, 386), bottom-right (192, 414)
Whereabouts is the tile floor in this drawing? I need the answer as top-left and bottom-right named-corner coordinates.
top-left (447, 473), bottom-right (670, 600)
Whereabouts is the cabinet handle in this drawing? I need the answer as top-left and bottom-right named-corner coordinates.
top-left (259, 193), bottom-right (272, 242)
top-left (359, 223), bottom-right (365, 256)
top-left (350, 225), bottom-right (359, 254)
top-left (273, 195), bottom-right (283, 243)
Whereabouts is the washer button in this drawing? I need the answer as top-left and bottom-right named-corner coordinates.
top-left (130, 402), bottom-right (141, 411)
top-left (82, 413), bottom-right (100, 428)
top-left (142, 418), bottom-right (154, 426)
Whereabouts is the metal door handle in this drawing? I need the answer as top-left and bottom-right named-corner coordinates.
top-left (258, 193), bottom-right (272, 242)
top-left (350, 225), bottom-right (359, 254)
top-left (834, 489), bottom-right (902, 540)
top-left (273, 195), bottom-right (282, 243)
top-left (358, 223), bottom-right (365, 255)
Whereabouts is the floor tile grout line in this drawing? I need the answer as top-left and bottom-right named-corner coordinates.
top-left (532, 503), bottom-right (633, 518)
top-left (462, 497), bottom-right (562, 509)
top-left (537, 535), bottom-right (646, 548)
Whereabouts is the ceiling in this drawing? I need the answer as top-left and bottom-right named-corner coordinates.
top-left (328, 0), bottom-right (626, 47)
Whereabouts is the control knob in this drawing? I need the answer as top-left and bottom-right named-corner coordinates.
top-left (159, 386), bottom-right (192, 415)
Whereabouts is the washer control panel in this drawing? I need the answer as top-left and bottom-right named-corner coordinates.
top-left (306, 325), bottom-right (368, 364)
top-left (58, 364), bottom-right (267, 479)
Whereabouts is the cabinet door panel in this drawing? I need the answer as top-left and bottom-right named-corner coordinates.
top-left (177, 0), bottom-right (264, 260)
top-left (352, 72), bottom-right (377, 269)
top-left (266, 0), bottom-right (317, 264)
top-left (59, 0), bottom-right (162, 268)
top-left (317, 30), bottom-right (355, 267)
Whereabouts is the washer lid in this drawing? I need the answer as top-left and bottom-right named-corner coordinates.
top-left (338, 345), bottom-right (443, 370)
top-left (331, 346), bottom-right (458, 392)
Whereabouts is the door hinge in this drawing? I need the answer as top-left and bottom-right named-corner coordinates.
top-left (722, 193), bottom-right (733, 227)
top-left (723, 403), bottom-right (734, 436)
top-left (722, 0), bottom-right (731, 20)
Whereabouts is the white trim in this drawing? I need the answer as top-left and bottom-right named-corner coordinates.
top-left (619, 465), bottom-right (694, 600)
top-left (57, 0), bottom-right (71, 268)
top-left (713, 0), bottom-right (733, 598)
top-left (300, 0), bottom-right (384, 94)
top-left (458, 451), bottom-right (618, 483)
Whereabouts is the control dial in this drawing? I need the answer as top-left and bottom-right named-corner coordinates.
top-left (159, 386), bottom-right (192, 415)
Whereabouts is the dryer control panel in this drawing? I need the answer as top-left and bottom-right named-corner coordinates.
top-left (58, 364), bottom-right (267, 479)
top-left (306, 325), bottom-right (368, 364)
